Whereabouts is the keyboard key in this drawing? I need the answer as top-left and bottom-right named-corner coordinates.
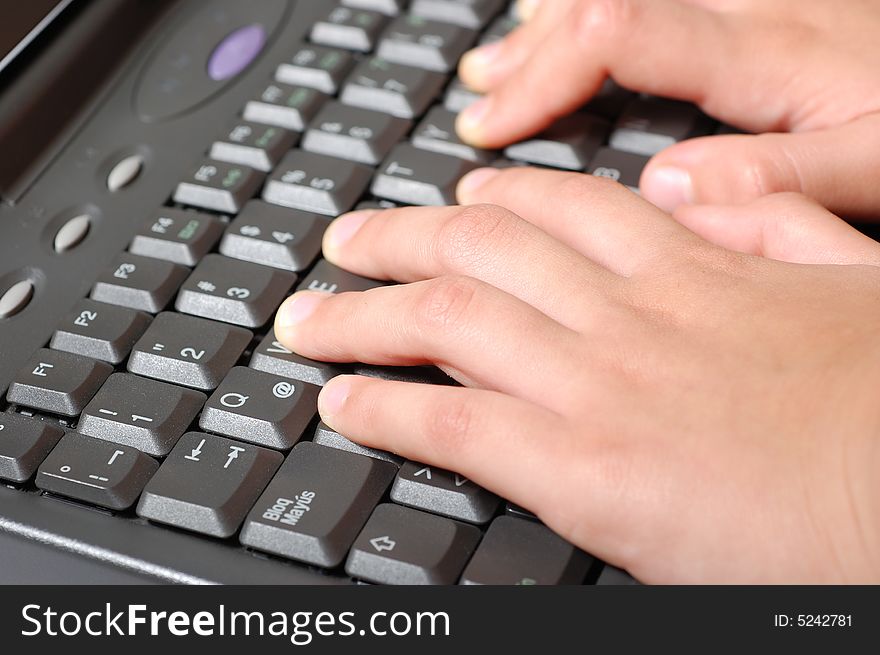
top-left (378, 15), bottom-right (476, 72)
top-left (219, 200), bottom-right (326, 272)
top-left (243, 83), bottom-right (328, 132)
top-left (296, 258), bottom-right (385, 293)
top-left (505, 502), bottom-right (539, 522)
top-left (504, 113), bottom-right (608, 170)
top-left (342, 0), bottom-right (405, 15)
top-left (0, 414), bottom-right (64, 483)
top-left (596, 564), bottom-right (641, 585)
top-left (78, 373), bottom-right (206, 457)
top-left (412, 0), bottom-right (505, 29)
top-left (37, 433), bottom-right (158, 510)
top-left (50, 299), bottom-right (151, 364)
top-left (303, 101), bottom-right (411, 165)
top-left (346, 503), bottom-right (481, 584)
top-left (6, 349), bottom-right (112, 417)
top-left (90, 254), bottom-right (188, 313)
top-left (200, 367), bottom-right (318, 450)
top-left (209, 120), bottom-right (299, 172)
top-left (129, 208), bottom-right (224, 266)
top-left (176, 254), bottom-right (296, 328)
top-left (372, 143), bottom-right (478, 205)
top-left (241, 442), bottom-right (397, 566)
top-left (173, 160), bottom-right (264, 214)
top-left (480, 12), bottom-right (517, 43)
top-left (313, 420), bottom-right (404, 465)
top-left (443, 76), bottom-right (481, 112)
top-left (250, 329), bottom-right (341, 386)
top-left (583, 78), bottom-right (635, 121)
top-left (128, 312), bottom-right (252, 391)
top-left (263, 150), bottom-right (373, 216)
top-left (610, 97), bottom-right (714, 156)
top-left (460, 516), bottom-right (593, 585)
top-left (311, 6), bottom-right (387, 52)
top-left (341, 57), bottom-right (446, 118)
top-left (137, 432), bottom-right (282, 538)
top-left (390, 460), bottom-right (500, 523)
top-left (351, 363), bottom-right (455, 385)
top-left (587, 146), bottom-right (649, 192)
top-left (412, 105), bottom-right (493, 162)
top-left (275, 45), bottom-right (354, 94)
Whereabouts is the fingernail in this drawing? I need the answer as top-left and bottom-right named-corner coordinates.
top-left (324, 210), bottom-right (376, 255)
top-left (642, 166), bottom-right (694, 212)
top-left (319, 377), bottom-right (351, 418)
top-left (456, 97), bottom-right (492, 144)
top-left (460, 41), bottom-right (504, 76)
top-left (457, 167), bottom-right (500, 201)
top-left (276, 292), bottom-right (326, 329)
top-left (516, 0), bottom-right (541, 21)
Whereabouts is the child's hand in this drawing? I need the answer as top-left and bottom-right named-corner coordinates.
top-left (457, 0), bottom-right (880, 218)
top-left (275, 169), bottom-right (880, 583)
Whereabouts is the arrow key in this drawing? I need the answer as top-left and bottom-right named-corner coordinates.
top-left (346, 503), bottom-right (480, 584)
top-left (390, 460), bottom-right (500, 524)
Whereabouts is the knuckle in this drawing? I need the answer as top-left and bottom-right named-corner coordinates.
top-left (434, 204), bottom-right (514, 269)
top-left (414, 275), bottom-right (482, 335)
top-left (421, 396), bottom-right (478, 456)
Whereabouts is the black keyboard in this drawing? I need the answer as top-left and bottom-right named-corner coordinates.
top-left (0, 0), bottom-right (720, 585)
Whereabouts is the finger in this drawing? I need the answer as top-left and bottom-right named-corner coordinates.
top-left (641, 113), bottom-right (880, 219)
top-left (457, 0), bottom-right (738, 148)
top-left (673, 193), bottom-right (880, 265)
top-left (321, 203), bottom-right (617, 330)
top-left (459, 0), bottom-right (577, 92)
top-left (317, 375), bottom-right (576, 519)
top-left (457, 167), bottom-right (703, 276)
top-left (274, 279), bottom-right (584, 409)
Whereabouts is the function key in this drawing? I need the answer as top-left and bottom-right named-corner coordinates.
top-left (411, 0), bottom-right (506, 29)
top-left (310, 6), bottom-right (388, 53)
top-left (390, 460), bottom-right (500, 524)
top-left (243, 83), bottom-right (328, 132)
top-left (377, 14), bottom-right (476, 72)
top-left (346, 503), bottom-right (481, 584)
top-left (176, 254), bottom-right (295, 328)
top-left (209, 120), bottom-right (299, 172)
top-left (173, 160), bottom-right (264, 214)
top-left (79, 373), bottom-right (206, 457)
top-left (127, 312), bottom-right (252, 391)
top-left (219, 200), bottom-right (326, 272)
top-left (200, 366), bottom-right (319, 450)
top-left (412, 105), bottom-right (493, 162)
top-left (249, 329), bottom-right (341, 386)
top-left (372, 142), bottom-right (478, 205)
top-left (296, 258), bottom-right (385, 294)
top-left (609, 97), bottom-right (714, 156)
top-left (241, 442), bottom-right (397, 567)
top-left (263, 150), bottom-right (373, 217)
top-left (459, 516), bottom-right (593, 585)
top-left (341, 0), bottom-right (406, 15)
top-left (36, 433), bottom-right (158, 511)
top-left (302, 100), bottom-right (411, 165)
top-left (0, 413), bottom-right (64, 483)
top-left (275, 45), bottom-right (354, 95)
top-left (504, 113), bottom-right (609, 171)
top-left (129, 208), bottom-right (224, 266)
top-left (90, 253), bottom-right (188, 313)
top-left (50, 299), bottom-right (151, 364)
top-left (137, 431), bottom-right (283, 538)
top-left (6, 349), bottom-right (112, 417)
top-left (341, 57), bottom-right (446, 118)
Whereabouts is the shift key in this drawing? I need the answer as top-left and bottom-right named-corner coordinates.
top-left (240, 442), bottom-right (397, 567)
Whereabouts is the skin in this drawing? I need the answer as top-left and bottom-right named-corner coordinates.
top-left (271, 1), bottom-right (880, 582)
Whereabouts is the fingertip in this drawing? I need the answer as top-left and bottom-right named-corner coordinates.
top-left (275, 291), bottom-right (327, 334)
top-left (322, 210), bottom-right (376, 263)
top-left (459, 41), bottom-right (504, 92)
top-left (455, 97), bottom-right (494, 147)
top-left (456, 167), bottom-right (501, 203)
top-left (640, 165), bottom-right (695, 213)
top-left (318, 375), bottom-right (354, 423)
top-left (516, 0), bottom-right (542, 22)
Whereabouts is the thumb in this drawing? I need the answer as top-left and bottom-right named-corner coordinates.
top-left (640, 113), bottom-right (880, 221)
top-left (672, 193), bottom-right (880, 266)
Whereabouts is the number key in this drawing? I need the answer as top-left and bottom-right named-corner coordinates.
top-left (377, 14), bottom-right (476, 72)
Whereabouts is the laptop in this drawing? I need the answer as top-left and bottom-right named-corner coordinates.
top-left (0, 0), bottom-right (712, 585)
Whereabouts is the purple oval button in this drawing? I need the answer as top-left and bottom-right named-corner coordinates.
top-left (208, 24), bottom-right (266, 81)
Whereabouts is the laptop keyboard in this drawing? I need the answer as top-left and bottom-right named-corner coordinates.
top-left (0, 0), bottom-right (721, 585)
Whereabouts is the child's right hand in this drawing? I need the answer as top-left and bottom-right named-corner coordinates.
top-left (457, 0), bottom-right (880, 219)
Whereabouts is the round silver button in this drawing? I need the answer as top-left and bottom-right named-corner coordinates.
top-left (0, 280), bottom-right (34, 319)
top-left (107, 154), bottom-right (144, 192)
top-left (54, 214), bottom-right (91, 253)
